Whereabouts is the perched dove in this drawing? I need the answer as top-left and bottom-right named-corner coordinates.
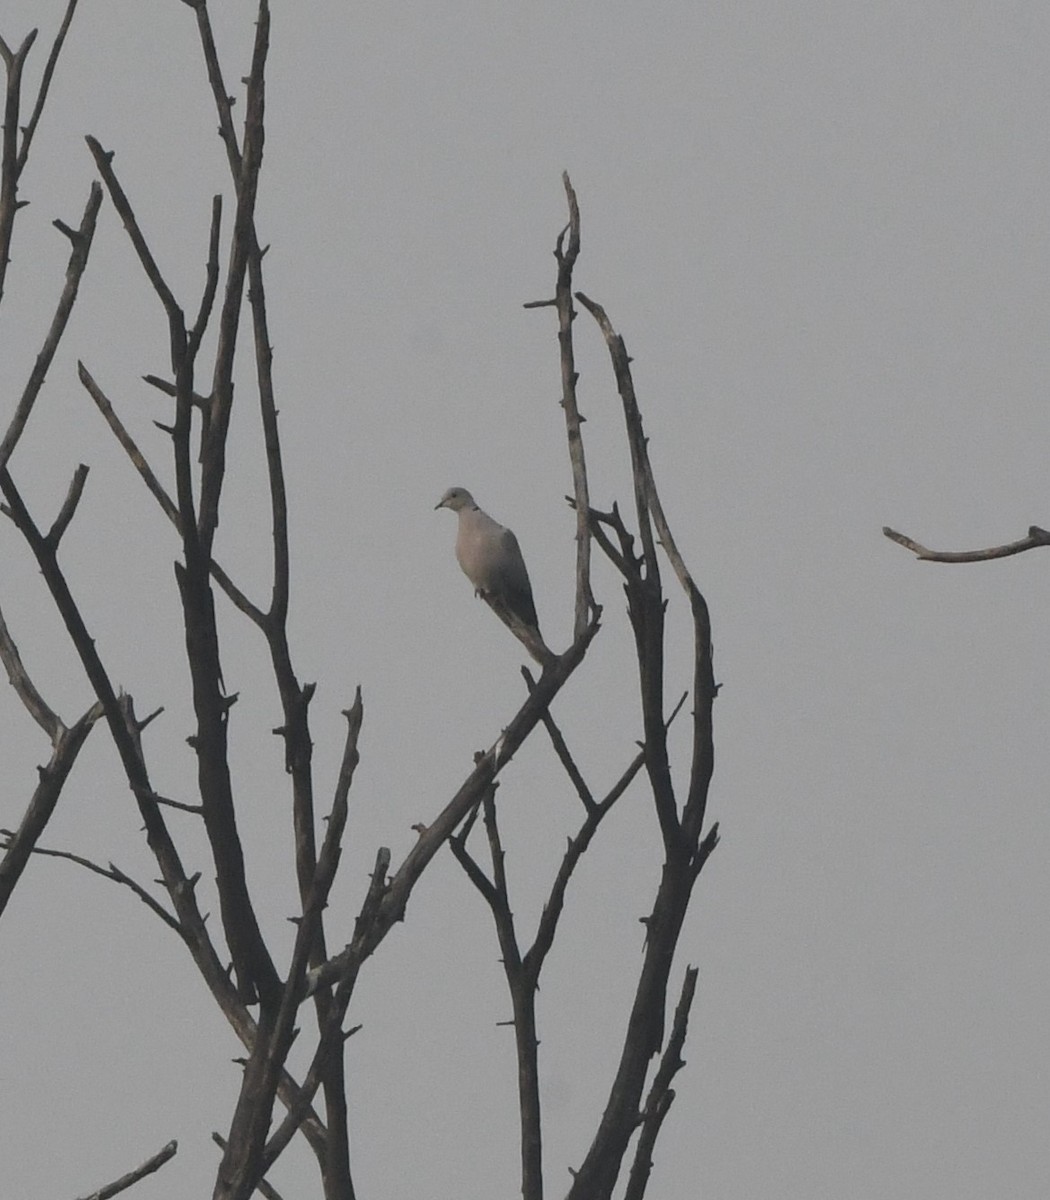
top-left (435, 486), bottom-right (542, 637)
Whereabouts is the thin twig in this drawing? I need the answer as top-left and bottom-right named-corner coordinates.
top-left (16, 0), bottom-right (80, 173)
top-left (0, 602), bottom-right (63, 741)
top-left (0, 183), bottom-right (103, 474)
top-left (46, 463), bottom-right (89, 547)
top-left (1, 839), bottom-right (181, 932)
top-left (78, 363), bottom-right (267, 626)
top-left (524, 693), bottom-right (688, 981)
top-left (188, 193), bottom-right (223, 357)
top-left (85, 136), bottom-right (184, 331)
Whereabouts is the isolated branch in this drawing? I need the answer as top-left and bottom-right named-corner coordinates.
top-left (883, 524), bottom-right (1050, 562)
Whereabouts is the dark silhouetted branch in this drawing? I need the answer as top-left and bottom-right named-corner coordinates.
top-left (211, 1134), bottom-right (284, 1200)
top-left (46, 462), bottom-right (89, 547)
top-left (0, 182), bottom-right (102, 474)
top-left (14, 0), bottom-right (80, 176)
top-left (4, 838), bottom-right (182, 932)
top-left (624, 967), bottom-right (698, 1200)
top-left (78, 363), bottom-right (265, 625)
top-left (0, 626), bottom-right (102, 917)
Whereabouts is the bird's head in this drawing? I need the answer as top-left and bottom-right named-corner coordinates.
top-left (435, 487), bottom-right (476, 512)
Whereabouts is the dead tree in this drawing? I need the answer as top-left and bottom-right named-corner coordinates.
top-left (0, 5), bottom-right (719, 1198)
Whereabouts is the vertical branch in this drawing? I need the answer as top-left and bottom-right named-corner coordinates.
top-left (529, 188), bottom-right (716, 1200)
top-left (554, 173), bottom-right (596, 637)
top-left (575, 292), bottom-right (678, 852)
top-left (0, 26), bottom-right (36, 306)
top-left (85, 130), bottom-right (279, 1007)
top-left (451, 790), bottom-right (543, 1200)
top-left (623, 967), bottom-right (699, 1200)
top-left (15, 0), bottom-right (81, 175)
top-left (191, 11), bottom-right (358, 1191)
top-left (198, 0), bottom-right (269, 553)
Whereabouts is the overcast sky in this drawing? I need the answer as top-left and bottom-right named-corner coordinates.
top-left (2, 3), bottom-right (1050, 1198)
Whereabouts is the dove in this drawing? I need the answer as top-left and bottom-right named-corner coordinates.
top-left (436, 486), bottom-right (557, 670)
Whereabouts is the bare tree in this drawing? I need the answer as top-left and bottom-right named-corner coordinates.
top-left (0, 5), bottom-right (719, 1198)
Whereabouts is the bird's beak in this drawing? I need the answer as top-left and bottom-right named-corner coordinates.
top-left (434, 500), bottom-right (444, 510)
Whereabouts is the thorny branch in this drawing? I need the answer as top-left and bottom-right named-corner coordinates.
top-left (3, 5), bottom-right (719, 1197)
top-left (0, 182), bottom-right (102, 475)
top-left (445, 176), bottom-right (719, 1200)
top-left (624, 967), bottom-right (699, 1200)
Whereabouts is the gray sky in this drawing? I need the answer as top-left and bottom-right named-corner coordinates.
top-left (2, 2), bottom-right (1049, 1197)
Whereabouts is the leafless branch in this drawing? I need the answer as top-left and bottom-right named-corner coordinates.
top-left (544, 195), bottom-right (716, 1200)
top-left (0, 696), bottom-right (102, 919)
top-left (552, 172), bottom-right (597, 637)
top-left (195, 0), bottom-right (268, 554)
top-left (0, 25), bottom-right (36, 307)
top-left (306, 618), bottom-right (599, 997)
top-left (883, 524), bottom-right (1050, 562)
top-left (3, 839), bottom-right (182, 932)
top-left (526, 670), bottom-right (595, 811)
top-left (0, 468), bottom-right (242, 1010)
top-left (189, 193), bottom-right (223, 356)
top-left (77, 363), bottom-right (267, 625)
top-left (624, 967), bottom-right (698, 1200)
top-left (0, 601), bottom-right (63, 741)
top-left (76, 1138), bottom-right (177, 1200)
top-left (85, 136), bottom-right (184, 334)
top-left (211, 1134), bottom-right (284, 1200)
top-left (525, 692), bottom-right (687, 983)
top-left (0, 182), bottom-right (102, 474)
top-left (46, 462), bottom-right (89, 547)
top-left (452, 784), bottom-right (541, 1199)
top-left (14, 0), bottom-right (80, 175)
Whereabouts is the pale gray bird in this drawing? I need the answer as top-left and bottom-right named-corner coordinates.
top-left (435, 487), bottom-right (541, 634)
